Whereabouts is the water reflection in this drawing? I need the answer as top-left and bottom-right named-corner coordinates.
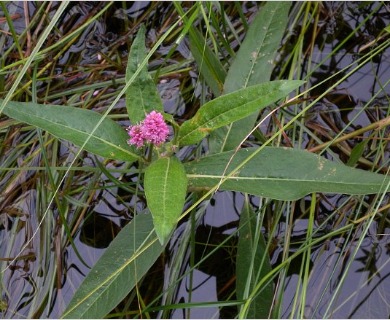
top-left (79, 211), bottom-right (121, 249)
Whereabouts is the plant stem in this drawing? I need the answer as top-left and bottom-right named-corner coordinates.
top-left (308, 116), bottom-right (390, 153)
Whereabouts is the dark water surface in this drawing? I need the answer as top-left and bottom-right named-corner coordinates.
top-left (0, 2), bottom-right (389, 318)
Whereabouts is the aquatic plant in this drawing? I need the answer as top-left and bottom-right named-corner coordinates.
top-left (0, 2), bottom-right (389, 319)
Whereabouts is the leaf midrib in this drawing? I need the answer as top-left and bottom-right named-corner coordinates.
top-left (187, 174), bottom-right (386, 186)
top-left (162, 158), bottom-right (171, 222)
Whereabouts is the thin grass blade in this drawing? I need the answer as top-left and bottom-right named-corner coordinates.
top-left (236, 196), bottom-right (274, 318)
top-left (174, 2), bottom-right (226, 96)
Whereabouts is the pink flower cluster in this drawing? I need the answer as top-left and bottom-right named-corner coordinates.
top-left (127, 111), bottom-right (169, 148)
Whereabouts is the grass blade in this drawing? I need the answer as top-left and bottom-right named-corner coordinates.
top-left (236, 196), bottom-right (274, 318)
top-left (174, 2), bottom-right (227, 96)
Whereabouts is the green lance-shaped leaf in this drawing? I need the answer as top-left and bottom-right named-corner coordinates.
top-left (62, 213), bottom-right (165, 319)
top-left (184, 147), bottom-right (390, 201)
top-left (177, 80), bottom-right (304, 146)
top-left (145, 156), bottom-right (188, 244)
top-left (236, 196), bottom-right (274, 319)
top-left (1, 100), bottom-right (139, 163)
top-left (210, 1), bottom-right (292, 154)
top-left (223, 2), bottom-right (291, 93)
top-left (126, 24), bottom-right (164, 123)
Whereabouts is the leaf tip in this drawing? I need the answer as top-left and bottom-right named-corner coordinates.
top-left (154, 223), bottom-right (174, 245)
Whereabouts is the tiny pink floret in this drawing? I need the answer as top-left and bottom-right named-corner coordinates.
top-left (127, 124), bottom-right (145, 148)
top-left (126, 111), bottom-right (169, 148)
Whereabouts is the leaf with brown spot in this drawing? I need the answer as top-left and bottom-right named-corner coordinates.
top-left (185, 147), bottom-right (390, 200)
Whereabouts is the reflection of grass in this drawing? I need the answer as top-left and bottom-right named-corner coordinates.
top-left (0, 2), bottom-right (389, 319)
top-left (260, 3), bottom-right (390, 318)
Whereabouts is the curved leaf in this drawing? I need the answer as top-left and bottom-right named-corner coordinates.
top-left (1, 100), bottom-right (139, 163)
top-left (145, 156), bottom-right (188, 244)
top-left (126, 24), bottom-right (164, 123)
top-left (62, 213), bottom-right (164, 319)
top-left (184, 147), bottom-right (390, 200)
top-left (178, 80), bottom-right (304, 146)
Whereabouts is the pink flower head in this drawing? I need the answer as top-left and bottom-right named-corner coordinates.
top-left (141, 111), bottom-right (169, 145)
top-left (126, 111), bottom-right (169, 148)
top-left (127, 124), bottom-right (145, 148)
